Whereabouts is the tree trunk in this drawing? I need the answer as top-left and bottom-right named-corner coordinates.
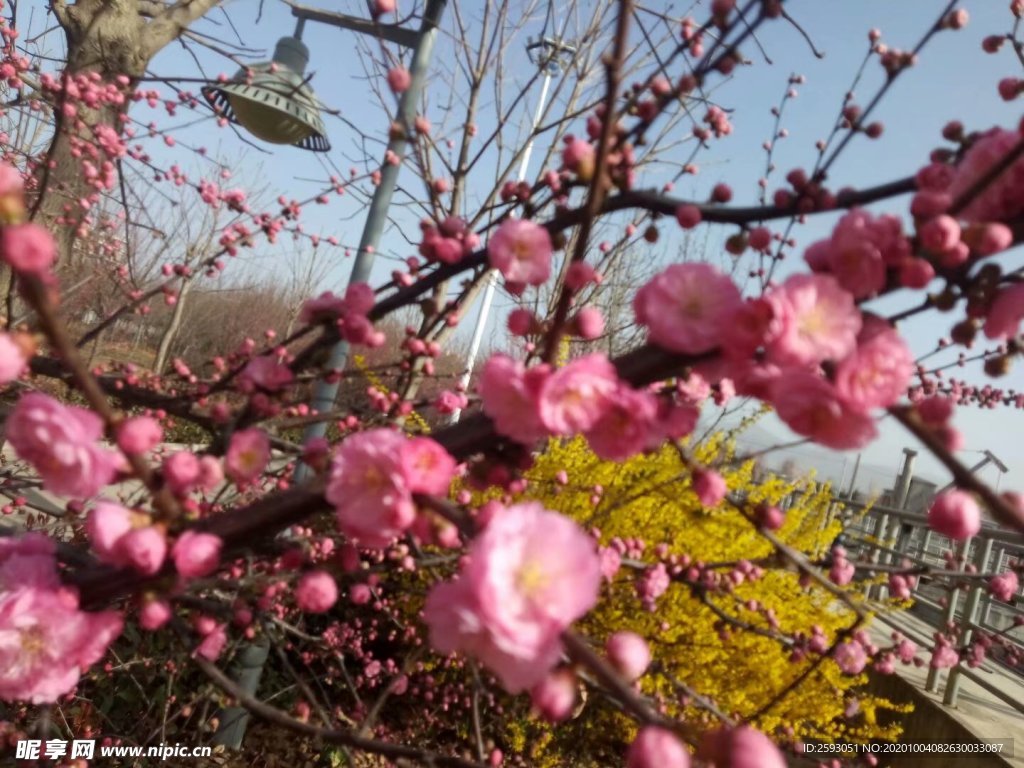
top-left (153, 277), bottom-right (193, 373)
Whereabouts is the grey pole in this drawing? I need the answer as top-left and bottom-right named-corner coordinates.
top-left (294, 0), bottom-right (449, 480)
top-left (449, 38), bottom-right (574, 425)
top-left (213, 3), bottom-right (450, 750)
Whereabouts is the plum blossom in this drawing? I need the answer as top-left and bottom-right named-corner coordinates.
top-left (834, 321), bottom-right (913, 410)
top-left (0, 332), bottom-right (26, 384)
top-left (327, 430), bottom-right (455, 547)
top-left (423, 502), bottom-right (600, 692)
top-left (225, 428), bottom-right (271, 486)
top-left (584, 384), bottom-right (658, 461)
top-left (700, 726), bottom-right (786, 768)
top-left (239, 355), bottom-right (294, 392)
top-left (771, 373), bottom-right (877, 450)
top-left (7, 393), bottom-right (120, 498)
top-left (538, 354), bottom-right (619, 436)
top-left (692, 468), bottom-right (727, 507)
top-left (983, 284), bottom-right (1024, 340)
top-left (989, 571), bottom-right (1019, 602)
top-left (948, 127), bottom-right (1024, 222)
top-left (766, 274), bottom-right (861, 365)
top-left (398, 437), bottom-right (457, 495)
top-left (487, 218), bottom-right (553, 286)
top-left (634, 263), bottom-right (741, 354)
top-left (478, 354), bottom-right (550, 445)
top-left (834, 640), bottom-right (868, 674)
top-left (0, 586), bottom-right (122, 704)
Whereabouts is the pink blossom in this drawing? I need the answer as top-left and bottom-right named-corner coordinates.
top-left (766, 274), bottom-right (861, 365)
top-left (387, 66), bottom-right (411, 93)
top-left (85, 501), bottom-right (133, 563)
top-left (478, 354), bottom-right (549, 445)
top-left (0, 333), bottom-right (26, 384)
top-left (627, 727), bottom-right (690, 768)
top-left (928, 490), bottom-right (981, 540)
top-left (198, 455), bottom-right (224, 490)
top-left (562, 137), bottom-right (596, 180)
top-left (692, 468), bottom-right (727, 507)
top-left (398, 437), bottom-right (456, 496)
top-left (487, 219), bottom-right (553, 286)
top-left (989, 571), bottom-right (1019, 602)
top-left (572, 307), bottom-right (605, 340)
top-left (930, 641), bottom-right (959, 669)
top-left (7, 393), bottom-right (120, 498)
top-left (599, 546), bottom-right (622, 582)
top-left (530, 669), bottom-right (577, 721)
top-left (834, 322), bottom-right (913, 410)
top-left (834, 640), bottom-right (868, 674)
top-left (326, 429), bottom-right (416, 547)
top-left (163, 451), bottom-right (201, 495)
top-left (239, 356), bottom-right (294, 392)
top-left (0, 223), bottom-right (56, 274)
top-left (296, 570), bottom-right (338, 613)
top-left (919, 215), bottom-right (961, 252)
top-left (0, 533), bottom-right (58, 591)
top-left (194, 623), bottom-right (227, 661)
top-left (225, 428), bottom-right (270, 486)
top-left (0, 587), bottom-right (122, 703)
top-left (424, 502), bottom-right (600, 692)
top-left (634, 264), bottom-right (741, 354)
top-left (771, 373), bottom-right (877, 450)
top-left (172, 531), bottom-right (222, 579)
top-left (538, 354), bottom-right (619, 435)
top-left (721, 297), bottom-right (788, 360)
top-left (675, 204), bottom-right (702, 229)
top-left (816, 209), bottom-right (908, 298)
top-left (605, 631), bottom-right (651, 681)
top-left (117, 526), bottom-right (167, 575)
top-left (948, 127), bottom-right (1024, 222)
top-left (139, 598), bottom-right (172, 630)
top-left (117, 416), bottom-right (163, 455)
top-left (700, 726), bottom-right (785, 768)
top-left (584, 384), bottom-right (658, 461)
top-left (983, 284), bottom-right (1024, 340)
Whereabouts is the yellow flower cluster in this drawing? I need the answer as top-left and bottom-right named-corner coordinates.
top-left (493, 434), bottom-right (907, 764)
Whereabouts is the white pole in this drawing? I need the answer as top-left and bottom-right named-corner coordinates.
top-left (450, 65), bottom-right (555, 424)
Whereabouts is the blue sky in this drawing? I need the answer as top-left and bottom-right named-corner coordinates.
top-left (23, 1), bottom-right (1024, 491)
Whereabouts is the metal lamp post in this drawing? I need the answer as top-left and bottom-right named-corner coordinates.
top-left (448, 36), bottom-right (575, 424)
top-left (208, 0), bottom-right (449, 747)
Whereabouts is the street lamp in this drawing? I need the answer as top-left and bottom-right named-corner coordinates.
top-left (206, 0), bottom-right (449, 749)
top-left (201, 23), bottom-right (330, 151)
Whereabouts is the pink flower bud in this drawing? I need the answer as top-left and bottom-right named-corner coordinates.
top-left (605, 631), bottom-right (651, 681)
top-left (530, 669), bottom-right (577, 721)
top-left (117, 526), bottom-right (167, 575)
top-left (172, 531), bottom-right (222, 579)
top-left (627, 727), bottom-right (690, 768)
top-left (572, 307), bottom-right (605, 340)
top-left (928, 490), bottom-right (981, 540)
top-left (117, 416), bottom-right (163, 454)
top-left (387, 67), bottom-right (411, 93)
top-left (0, 223), bottom-right (56, 274)
top-left (139, 598), bottom-right (172, 630)
top-left (296, 570), bottom-right (338, 613)
top-left (692, 468), bottom-right (727, 507)
top-left (674, 204), bottom-right (702, 229)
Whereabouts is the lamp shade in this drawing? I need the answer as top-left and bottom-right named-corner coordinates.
top-left (202, 36), bottom-right (330, 152)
